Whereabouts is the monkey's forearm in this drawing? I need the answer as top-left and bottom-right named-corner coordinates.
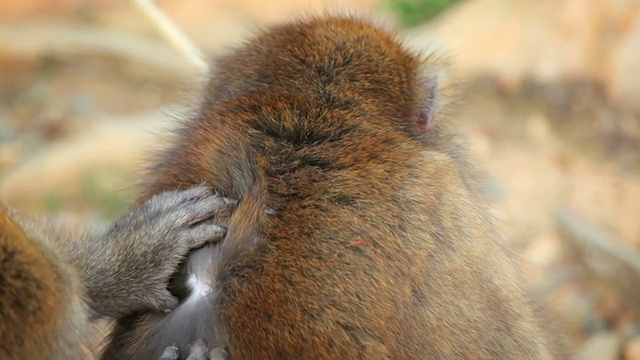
top-left (8, 212), bottom-right (118, 317)
top-left (7, 212), bottom-right (123, 318)
top-left (60, 227), bottom-right (133, 318)
top-left (59, 226), bottom-right (175, 319)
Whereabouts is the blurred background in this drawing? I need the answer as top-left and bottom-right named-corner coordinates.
top-left (0, 0), bottom-right (639, 358)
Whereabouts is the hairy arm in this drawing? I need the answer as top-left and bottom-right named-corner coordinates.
top-left (1, 185), bottom-right (235, 358)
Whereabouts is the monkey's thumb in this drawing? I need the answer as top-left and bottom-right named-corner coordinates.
top-left (151, 291), bottom-right (180, 314)
top-left (159, 345), bottom-right (180, 360)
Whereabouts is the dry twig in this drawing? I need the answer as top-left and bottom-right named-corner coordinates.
top-left (0, 21), bottom-right (199, 81)
top-left (131, 0), bottom-right (209, 76)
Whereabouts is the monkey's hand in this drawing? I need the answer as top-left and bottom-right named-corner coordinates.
top-left (74, 185), bottom-right (236, 319)
top-left (160, 340), bottom-right (228, 360)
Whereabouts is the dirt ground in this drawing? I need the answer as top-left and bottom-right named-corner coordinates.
top-left (1, 0), bottom-right (639, 358)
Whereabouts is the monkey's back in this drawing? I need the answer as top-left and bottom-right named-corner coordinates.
top-left (207, 101), bottom-right (552, 359)
top-left (110, 16), bottom-right (560, 359)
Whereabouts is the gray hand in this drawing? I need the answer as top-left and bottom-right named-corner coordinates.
top-left (85, 185), bottom-right (236, 318)
top-left (160, 340), bottom-right (228, 360)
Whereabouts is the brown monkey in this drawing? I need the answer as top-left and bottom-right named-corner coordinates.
top-left (104, 15), bottom-right (564, 359)
top-left (0, 185), bottom-right (235, 359)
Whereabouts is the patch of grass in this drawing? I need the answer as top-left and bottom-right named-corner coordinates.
top-left (386, 0), bottom-right (463, 27)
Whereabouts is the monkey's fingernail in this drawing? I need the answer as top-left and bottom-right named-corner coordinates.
top-left (161, 294), bottom-right (180, 311)
top-left (211, 346), bottom-right (229, 359)
top-left (188, 339), bottom-right (208, 358)
top-left (159, 344), bottom-right (180, 360)
top-left (201, 224), bottom-right (227, 244)
top-left (223, 198), bottom-right (238, 206)
top-left (210, 225), bottom-right (228, 238)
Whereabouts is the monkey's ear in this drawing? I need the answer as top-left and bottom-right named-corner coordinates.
top-left (413, 56), bottom-right (456, 135)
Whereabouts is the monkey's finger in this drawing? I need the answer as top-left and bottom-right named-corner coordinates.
top-left (209, 346), bottom-right (229, 360)
top-left (159, 345), bottom-right (180, 360)
top-left (180, 225), bottom-right (228, 249)
top-left (185, 339), bottom-right (208, 360)
top-left (122, 186), bottom-right (215, 227)
top-left (147, 184), bottom-right (215, 214)
top-left (149, 291), bottom-right (180, 314)
top-left (171, 196), bottom-right (237, 227)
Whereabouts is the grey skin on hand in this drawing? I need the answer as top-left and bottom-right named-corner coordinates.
top-left (76, 185), bottom-right (237, 319)
top-left (160, 340), bottom-right (228, 360)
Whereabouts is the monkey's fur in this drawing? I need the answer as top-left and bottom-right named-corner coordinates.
top-left (105, 16), bottom-right (563, 359)
top-left (0, 186), bottom-right (233, 359)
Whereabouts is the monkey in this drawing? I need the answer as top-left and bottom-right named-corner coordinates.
top-left (0, 185), bottom-right (236, 359)
top-left (103, 15), bottom-right (565, 359)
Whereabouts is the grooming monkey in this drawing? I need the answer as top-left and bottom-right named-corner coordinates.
top-left (0, 186), bottom-right (235, 359)
top-left (104, 15), bottom-right (564, 359)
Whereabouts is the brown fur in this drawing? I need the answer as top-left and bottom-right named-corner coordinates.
top-left (106, 15), bottom-right (562, 359)
top-left (0, 207), bottom-right (88, 360)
